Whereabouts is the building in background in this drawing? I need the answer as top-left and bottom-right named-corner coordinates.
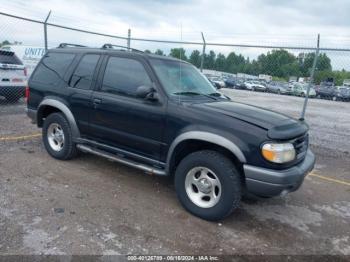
top-left (258, 74), bottom-right (272, 82)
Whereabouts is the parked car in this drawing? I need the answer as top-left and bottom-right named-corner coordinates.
top-left (224, 78), bottom-right (236, 88)
top-left (316, 84), bottom-right (337, 99)
top-left (26, 44), bottom-right (315, 221)
top-left (0, 49), bottom-right (27, 102)
top-left (266, 81), bottom-right (289, 94)
top-left (290, 83), bottom-right (316, 98)
top-left (245, 81), bottom-right (267, 92)
top-left (234, 79), bottom-right (247, 90)
top-left (208, 78), bottom-right (221, 89)
top-left (209, 76), bottom-right (226, 88)
top-left (334, 86), bottom-right (350, 101)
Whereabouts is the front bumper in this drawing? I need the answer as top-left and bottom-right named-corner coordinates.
top-left (244, 150), bottom-right (315, 197)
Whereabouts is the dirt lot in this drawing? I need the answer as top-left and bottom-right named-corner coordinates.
top-left (0, 91), bottom-right (349, 256)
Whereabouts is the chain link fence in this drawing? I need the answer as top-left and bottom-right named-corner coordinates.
top-left (1, 11), bottom-right (350, 111)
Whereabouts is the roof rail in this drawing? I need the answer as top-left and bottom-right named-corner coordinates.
top-left (101, 43), bottom-right (143, 53)
top-left (58, 43), bottom-right (87, 48)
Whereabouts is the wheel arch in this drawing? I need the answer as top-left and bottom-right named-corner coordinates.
top-left (166, 131), bottom-right (246, 175)
top-left (37, 98), bottom-right (80, 140)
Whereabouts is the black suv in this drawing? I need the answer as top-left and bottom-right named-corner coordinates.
top-left (26, 44), bottom-right (315, 221)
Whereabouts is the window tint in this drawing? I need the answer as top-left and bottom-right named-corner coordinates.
top-left (101, 57), bottom-right (152, 97)
top-left (31, 52), bottom-right (75, 85)
top-left (69, 54), bottom-right (100, 90)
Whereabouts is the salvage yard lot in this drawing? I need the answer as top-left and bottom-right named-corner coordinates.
top-left (0, 90), bottom-right (349, 255)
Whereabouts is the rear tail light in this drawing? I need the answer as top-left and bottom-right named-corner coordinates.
top-left (24, 67), bottom-right (27, 77)
top-left (25, 85), bottom-right (30, 103)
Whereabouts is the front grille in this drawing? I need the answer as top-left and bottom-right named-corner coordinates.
top-left (293, 133), bottom-right (309, 160)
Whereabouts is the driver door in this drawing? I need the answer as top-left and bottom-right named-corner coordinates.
top-left (89, 55), bottom-right (166, 160)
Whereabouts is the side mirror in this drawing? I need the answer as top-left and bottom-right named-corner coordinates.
top-left (136, 85), bottom-right (158, 101)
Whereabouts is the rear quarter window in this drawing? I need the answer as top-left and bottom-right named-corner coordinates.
top-left (31, 52), bottom-right (75, 86)
top-left (69, 54), bottom-right (100, 90)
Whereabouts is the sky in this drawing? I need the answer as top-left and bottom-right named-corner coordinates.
top-left (1, 0), bottom-right (350, 69)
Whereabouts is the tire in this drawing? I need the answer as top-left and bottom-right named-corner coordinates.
top-left (43, 112), bottom-right (78, 160)
top-left (174, 150), bottom-right (241, 221)
top-left (332, 96), bottom-right (337, 101)
top-left (301, 93), bottom-right (305, 97)
top-left (277, 89), bottom-right (281, 95)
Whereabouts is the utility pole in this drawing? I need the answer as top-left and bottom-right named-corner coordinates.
top-left (200, 32), bottom-right (206, 72)
top-left (300, 34), bottom-right (320, 120)
top-left (127, 28), bottom-right (131, 50)
top-left (43, 10), bottom-right (51, 51)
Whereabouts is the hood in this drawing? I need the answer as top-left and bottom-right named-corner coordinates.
top-left (192, 101), bottom-right (308, 140)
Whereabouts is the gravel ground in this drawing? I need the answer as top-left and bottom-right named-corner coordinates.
top-left (0, 92), bottom-right (349, 256)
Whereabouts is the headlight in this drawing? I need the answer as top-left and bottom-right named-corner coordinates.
top-left (261, 143), bottom-right (295, 163)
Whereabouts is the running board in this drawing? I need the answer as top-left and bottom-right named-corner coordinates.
top-left (77, 144), bottom-right (166, 176)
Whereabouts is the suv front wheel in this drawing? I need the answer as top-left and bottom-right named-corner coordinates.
top-left (174, 150), bottom-right (242, 221)
top-left (43, 113), bottom-right (78, 160)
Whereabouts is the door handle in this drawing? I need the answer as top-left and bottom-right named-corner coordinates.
top-left (93, 98), bottom-right (102, 108)
top-left (93, 98), bottom-right (102, 104)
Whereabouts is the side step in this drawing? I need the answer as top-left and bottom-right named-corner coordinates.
top-left (77, 144), bottom-right (166, 176)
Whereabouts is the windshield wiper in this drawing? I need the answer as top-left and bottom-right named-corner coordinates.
top-left (173, 91), bottom-right (218, 100)
top-left (173, 91), bottom-right (201, 95)
top-left (208, 92), bottom-right (222, 97)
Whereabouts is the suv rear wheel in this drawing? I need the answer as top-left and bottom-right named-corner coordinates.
top-left (43, 113), bottom-right (78, 160)
top-left (174, 150), bottom-right (241, 221)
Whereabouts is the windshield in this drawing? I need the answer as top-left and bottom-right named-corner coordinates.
top-left (150, 59), bottom-right (217, 97)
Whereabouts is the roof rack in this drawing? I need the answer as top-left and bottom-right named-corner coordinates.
top-left (101, 43), bottom-right (143, 53)
top-left (58, 43), bottom-right (87, 48)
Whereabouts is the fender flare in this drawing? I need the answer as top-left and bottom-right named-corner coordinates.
top-left (166, 131), bottom-right (246, 173)
top-left (38, 98), bottom-right (81, 140)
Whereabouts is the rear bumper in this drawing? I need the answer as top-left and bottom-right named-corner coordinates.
top-left (26, 108), bottom-right (37, 124)
top-left (244, 150), bottom-right (315, 197)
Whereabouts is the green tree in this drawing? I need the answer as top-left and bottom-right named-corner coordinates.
top-left (257, 49), bottom-right (300, 78)
top-left (225, 52), bottom-right (245, 73)
top-left (154, 49), bottom-right (164, 56)
top-left (215, 53), bottom-right (226, 71)
top-left (169, 48), bottom-right (187, 61)
top-left (144, 49), bottom-right (152, 54)
top-left (203, 50), bottom-right (216, 70)
top-left (300, 52), bottom-right (332, 76)
top-left (189, 50), bottom-right (201, 68)
top-left (314, 70), bottom-right (350, 85)
top-left (0, 40), bottom-right (11, 47)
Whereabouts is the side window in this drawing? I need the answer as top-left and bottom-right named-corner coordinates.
top-left (31, 52), bottom-right (75, 85)
top-left (69, 54), bottom-right (100, 90)
top-left (101, 57), bottom-right (152, 97)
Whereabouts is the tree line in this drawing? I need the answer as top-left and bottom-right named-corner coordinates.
top-left (145, 47), bottom-right (349, 85)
